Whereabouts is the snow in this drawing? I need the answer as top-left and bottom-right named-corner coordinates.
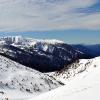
top-left (22, 38), bottom-right (64, 52)
top-left (28, 38), bottom-right (64, 45)
top-left (1, 36), bottom-right (65, 54)
top-left (0, 55), bottom-right (62, 100)
top-left (54, 57), bottom-right (100, 83)
top-left (1, 36), bottom-right (64, 46)
top-left (29, 57), bottom-right (100, 100)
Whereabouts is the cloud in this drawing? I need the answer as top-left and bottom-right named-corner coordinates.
top-left (0, 0), bottom-right (99, 32)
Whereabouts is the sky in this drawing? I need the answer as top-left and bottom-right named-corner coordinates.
top-left (0, 0), bottom-right (100, 44)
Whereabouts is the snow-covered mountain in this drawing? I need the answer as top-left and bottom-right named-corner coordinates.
top-left (0, 36), bottom-right (89, 72)
top-left (0, 55), bottom-right (63, 100)
top-left (0, 36), bottom-right (64, 46)
top-left (0, 40), bottom-right (100, 100)
top-left (30, 57), bottom-right (100, 100)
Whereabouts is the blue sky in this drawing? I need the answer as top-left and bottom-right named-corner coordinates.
top-left (0, 30), bottom-right (99, 44)
top-left (0, 0), bottom-right (100, 44)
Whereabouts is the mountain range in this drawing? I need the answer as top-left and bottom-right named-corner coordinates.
top-left (0, 36), bottom-right (89, 72)
top-left (0, 36), bottom-right (100, 100)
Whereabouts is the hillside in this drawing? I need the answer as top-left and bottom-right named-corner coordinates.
top-left (0, 55), bottom-right (63, 100)
top-left (31, 57), bottom-right (100, 100)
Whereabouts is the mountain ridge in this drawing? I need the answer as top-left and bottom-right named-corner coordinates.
top-left (0, 36), bottom-right (88, 72)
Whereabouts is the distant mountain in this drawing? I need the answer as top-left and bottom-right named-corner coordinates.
top-left (0, 55), bottom-right (63, 99)
top-left (72, 44), bottom-right (100, 58)
top-left (0, 36), bottom-right (89, 72)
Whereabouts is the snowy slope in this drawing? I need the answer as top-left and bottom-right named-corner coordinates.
top-left (54, 57), bottom-right (98, 83)
top-left (0, 55), bottom-right (63, 100)
top-left (30, 57), bottom-right (100, 100)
